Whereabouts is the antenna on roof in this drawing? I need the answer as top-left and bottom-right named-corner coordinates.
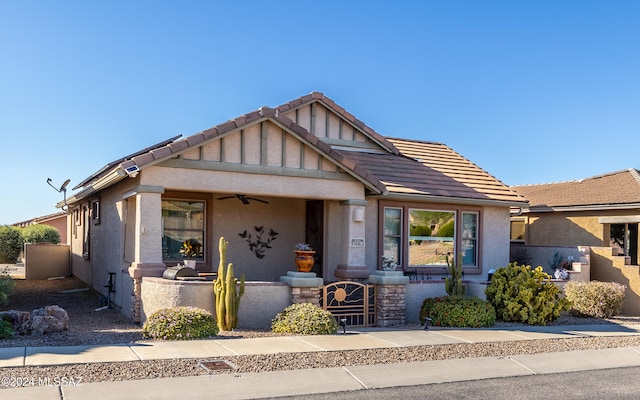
top-left (46, 178), bottom-right (71, 212)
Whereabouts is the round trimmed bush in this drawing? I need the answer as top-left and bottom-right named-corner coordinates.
top-left (564, 281), bottom-right (626, 318)
top-left (420, 295), bottom-right (496, 328)
top-left (142, 306), bottom-right (218, 340)
top-left (21, 224), bottom-right (60, 244)
top-left (0, 225), bottom-right (23, 263)
top-left (485, 263), bottom-right (570, 325)
top-left (271, 303), bottom-right (338, 335)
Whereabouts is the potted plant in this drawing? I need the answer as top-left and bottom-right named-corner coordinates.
top-left (180, 239), bottom-right (202, 269)
top-left (294, 243), bottom-right (315, 272)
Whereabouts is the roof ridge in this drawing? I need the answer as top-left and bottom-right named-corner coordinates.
top-left (385, 136), bottom-right (444, 146)
top-left (513, 168), bottom-right (640, 188)
top-left (512, 180), bottom-right (580, 188)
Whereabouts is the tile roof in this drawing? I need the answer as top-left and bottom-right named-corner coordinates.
top-left (70, 92), bottom-right (526, 206)
top-left (512, 169), bottom-right (640, 210)
top-left (338, 138), bottom-right (525, 203)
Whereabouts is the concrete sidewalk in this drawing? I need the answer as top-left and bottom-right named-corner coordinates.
top-left (2, 324), bottom-right (640, 399)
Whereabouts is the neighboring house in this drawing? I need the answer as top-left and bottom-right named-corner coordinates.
top-left (59, 92), bottom-right (526, 320)
top-left (511, 169), bottom-right (640, 264)
top-left (13, 211), bottom-right (69, 245)
top-left (511, 169), bottom-right (640, 314)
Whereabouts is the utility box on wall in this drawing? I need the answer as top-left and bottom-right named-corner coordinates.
top-left (24, 243), bottom-right (70, 280)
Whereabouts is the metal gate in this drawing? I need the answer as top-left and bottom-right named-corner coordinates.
top-left (322, 281), bottom-right (376, 327)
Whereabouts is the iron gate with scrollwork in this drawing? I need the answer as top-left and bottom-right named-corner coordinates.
top-left (321, 281), bottom-right (376, 327)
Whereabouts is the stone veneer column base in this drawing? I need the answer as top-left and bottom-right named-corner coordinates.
top-left (280, 271), bottom-right (324, 306)
top-left (128, 262), bottom-right (166, 323)
top-left (369, 271), bottom-right (410, 327)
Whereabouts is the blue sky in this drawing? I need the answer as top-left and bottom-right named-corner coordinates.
top-left (1, 1), bottom-right (638, 225)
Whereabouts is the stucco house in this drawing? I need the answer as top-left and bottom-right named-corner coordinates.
top-left (511, 169), bottom-right (640, 264)
top-left (13, 211), bottom-right (69, 245)
top-left (60, 92), bottom-right (526, 321)
top-left (511, 169), bottom-right (640, 314)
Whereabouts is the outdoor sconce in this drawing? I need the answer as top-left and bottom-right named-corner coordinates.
top-left (352, 207), bottom-right (365, 222)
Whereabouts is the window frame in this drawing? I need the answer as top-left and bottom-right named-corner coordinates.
top-left (407, 208), bottom-right (456, 268)
top-left (379, 201), bottom-right (482, 275)
top-left (510, 217), bottom-right (526, 243)
top-left (161, 194), bottom-right (209, 265)
top-left (91, 198), bottom-right (100, 225)
top-left (383, 207), bottom-right (403, 266)
top-left (82, 203), bottom-right (90, 259)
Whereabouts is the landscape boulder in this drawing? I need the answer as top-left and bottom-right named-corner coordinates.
top-left (22, 305), bottom-right (69, 335)
top-left (0, 310), bottom-right (31, 333)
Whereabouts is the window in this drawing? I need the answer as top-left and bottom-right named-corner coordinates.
top-left (82, 204), bottom-right (90, 259)
top-left (510, 218), bottom-right (525, 242)
top-left (461, 212), bottom-right (478, 266)
top-left (408, 209), bottom-right (455, 267)
top-left (162, 199), bottom-right (205, 262)
top-left (91, 198), bottom-right (100, 225)
top-left (380, 203), bottom-right (481, 273)
top-left (383, 208), bottom-right (402, 265)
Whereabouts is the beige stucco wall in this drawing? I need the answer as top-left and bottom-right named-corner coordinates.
top-left (142, 167), bottom-right (364, 201)
top-left (68, 177), bottom-right (139, 315)
top-left (481, 206), bottom-right (511, 273)
top-left (140, 277), bottom-right (290, 328)
top-left (23, 243), bottom-right (70, 279)
top-left (526, 212), bottom-right (613, 246)
top-left (591, 247), bottom-right (640, 316)
top-left (210, 196), bottom-right (306, 281)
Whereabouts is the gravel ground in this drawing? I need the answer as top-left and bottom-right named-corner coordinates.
top-left (2, 277), bottom-right (640, 389)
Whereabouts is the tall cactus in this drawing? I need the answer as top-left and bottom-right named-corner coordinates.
top-left (445, 253), bottom-right (466, 296)
top-left (213, 237), bottom-right (245, 331)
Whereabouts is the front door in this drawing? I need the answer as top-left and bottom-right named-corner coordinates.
top-left (306, 200), bottom-right (324, 277)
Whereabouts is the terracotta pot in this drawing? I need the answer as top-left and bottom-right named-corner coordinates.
top-left (294, 251), bottom-right (316, 272)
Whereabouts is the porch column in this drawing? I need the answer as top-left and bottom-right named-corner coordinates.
top-left (369, 270), bottom-right (410, 327)
top-left (334, 199), bottom-right (369, 280)
top-left (125, 185), bottom-right (166, 322)
top-left (280, 271), bottom-right (324, 306)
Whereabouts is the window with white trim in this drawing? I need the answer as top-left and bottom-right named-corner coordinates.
top-left (380, 203), bottom-right (481, 273)
top-left (383, 208), bottom-right (402, 266)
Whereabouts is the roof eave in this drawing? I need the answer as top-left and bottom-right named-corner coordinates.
top-left (61, 169), bottom-right (127, 208)
top-left (371, 192), bottom-right (528, 207)
top-left (524, 203), bottom-right (640, 213)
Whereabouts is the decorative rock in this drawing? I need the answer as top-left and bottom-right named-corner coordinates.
top-left (0, 310), bottom-right (31, 333)
top-left (22, 305), bottom-right (69, 335)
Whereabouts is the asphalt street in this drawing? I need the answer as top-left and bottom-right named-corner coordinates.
top-left (272, 366), bottom-right (640, 400)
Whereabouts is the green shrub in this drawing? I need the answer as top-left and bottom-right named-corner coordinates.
top-left (0, 320), bottom-right (14, 340)
top-left (0, 268), bottom-right (15, 305)
top-left (419, 296), bottom-right (496, 328)
top-left (564, 281), bottom-right (626, 318)
top-left (410, 225), bottom-right (432, 244)
top-left (485, 263), bottom-right (570, 325)
top-left (21, 224), bottom-right (60, 244)
top-left (271, 303), bottom-right (338, 335)
top-left (0, 225), bottom-right (23, 263)
top-left (437, 219), bottom-right (455, 237)
top-left (142, 306), bottom-right (218, 340)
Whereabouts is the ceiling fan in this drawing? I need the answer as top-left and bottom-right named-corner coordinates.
top-left (217, 194), bottom-right (269, 205)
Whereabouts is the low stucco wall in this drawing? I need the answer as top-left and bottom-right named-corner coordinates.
top-left (140, 277), bottom-right (290, 328)
top-left (405, 280), bottom-right (492, 324)
top-left (405, 281), bottom-right (447, 324)
top-left (24, 243), bottom-right (70, 280)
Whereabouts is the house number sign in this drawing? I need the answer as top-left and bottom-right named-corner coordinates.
top-left (350, 238), bottom-right (365, 247)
